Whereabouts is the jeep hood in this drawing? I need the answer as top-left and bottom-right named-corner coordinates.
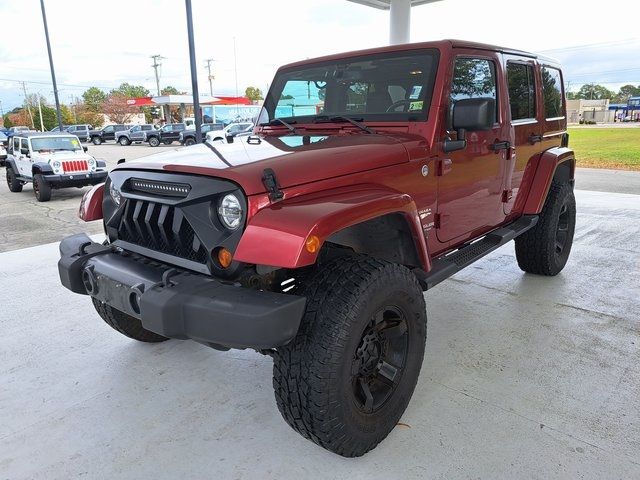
top-left (32, 151), bottom-right (94, 163)
top-left (114, 133), bottom-right (411, 195)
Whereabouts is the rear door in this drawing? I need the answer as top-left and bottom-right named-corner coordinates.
top-left (102, 125), bottom-right (115, 141)
top-left (503, 56), bottom-right (542, 214)
top-left (16, 138), bottom-right (32, 176)
top-left (436, 51), bottom-right (510, 243)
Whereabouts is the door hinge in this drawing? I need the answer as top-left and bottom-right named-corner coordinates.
top-left (436, 158), bottom-right (453, 176)
top-left (434, 213), bottom-right (449, 228)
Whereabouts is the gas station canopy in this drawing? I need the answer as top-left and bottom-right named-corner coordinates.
top-left (347, 0), bottom-right (443, 44)
top-left (126, 95), bottom-right (252, 107)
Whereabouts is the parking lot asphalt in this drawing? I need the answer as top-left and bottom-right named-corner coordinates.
top-left (0, 189), bottom-right (639, 479)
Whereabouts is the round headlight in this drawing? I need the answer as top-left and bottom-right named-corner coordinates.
top-left (109, 181), bottom-right (122, 206)
top-left (218, 194), bottom-right (242, 230)
top-left (88, 158), bottom-right (95, 165)
top-left (52, 161), bottom-right (61, 169)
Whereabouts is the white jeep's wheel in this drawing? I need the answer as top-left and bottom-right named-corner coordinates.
top-left (6, 167), bottom-right (23, 192)
top-left (33, 174), bottom-right (52, 202)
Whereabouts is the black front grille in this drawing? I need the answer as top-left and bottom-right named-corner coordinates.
top-left (118, 199), bottom-right (207, 264)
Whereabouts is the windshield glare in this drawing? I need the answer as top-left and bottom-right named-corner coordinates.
top-left (30, 136), bottom-right (82, 152)
top-left (261, 49), bottom-right (439, 125)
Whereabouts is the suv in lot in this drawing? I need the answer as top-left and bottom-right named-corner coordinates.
top-left (146, 123), bottom-right (186, 147)
top-left (5, 132), bottom-right (106, 201)
top-left (89, 124), bottom-right (131, 145)
top-left (66, 125), bottom-right (92, 142)
top-left (179, 123), bottom-right (224, 146)
top-left (114, 124), bottom-right (156, 145)
top-left (59, 40), bottom-right (576, 457)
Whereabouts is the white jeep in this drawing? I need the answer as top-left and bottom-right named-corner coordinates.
top-left (5, 132), bottom-right (107, 202)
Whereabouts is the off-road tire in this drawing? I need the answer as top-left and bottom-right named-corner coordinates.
top-left (148, 136), bottom-right (160, 147)
top-left (515, 181), bottom-right (576, 275)
top-left (119, 136), bottom-right (130, 146)
top-left (184, 138), bottom-right (196, 146)
top-left (91, 297), bottom-right (169, 343)
top-left (33, 174), bottom-right (51, 202)
top-left (6, 167), bottom-right (23, 192)
top-left (273, 256), bottom-right (427, 457)
top-left (92, 136), bottom-right (102, 145)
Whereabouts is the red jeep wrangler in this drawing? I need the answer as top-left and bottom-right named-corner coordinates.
top-left (59, 40), bottom-right (575, 457)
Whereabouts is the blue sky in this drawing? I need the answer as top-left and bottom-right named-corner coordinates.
top-left (1, 0), bottom-right (639, 112)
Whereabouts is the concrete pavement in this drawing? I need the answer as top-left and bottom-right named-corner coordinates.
top-left (1, 189), bottom-right (638, 479)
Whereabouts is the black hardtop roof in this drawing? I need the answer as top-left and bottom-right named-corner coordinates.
top-left (15, 132), bottom-right (79, 138)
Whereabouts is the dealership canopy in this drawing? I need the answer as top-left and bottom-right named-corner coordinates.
top-left (347, 0), bottom-right (443, 44)
top-left (126, 94), bottom-right (252, 107)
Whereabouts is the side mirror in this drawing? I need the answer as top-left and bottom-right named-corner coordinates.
top-left (83, 146), bottom-right (88, 152)
top-left (226, 135), bottom-right (234, 143)
top-left (20, 147), bottom-right (29, 156)
top-left (443, 97), bottom-right (495, 153)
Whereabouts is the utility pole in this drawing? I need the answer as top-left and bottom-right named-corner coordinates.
top-left (205, 58), bottom-right (215, 96)
top-left (22, 82), bottom-right (35, 129)
top-left (40, 0), bottom-right (62, 130)
top-left (185, 0), bottom-right (202, 143)
top-left (0, 100), bottom-right (4, 127)
top-left (151, 54), bottom-right (165, 120)
top-left (37, 96), bottom-right (45, 131)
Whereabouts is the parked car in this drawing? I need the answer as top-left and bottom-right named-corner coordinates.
top-left (206, 122), bottom-right (254, 143)
top-left (6, 126), bottom-right (31, 140)
top-left (89, 124), bottom-right (131, 145)
top-left (49, 125), bottom-right (70, 132)
top-left (146, 123), bottom-right (186, 147)
top-left (114, 124), bottom-right (156, 145)
top-left (179, 123), bottom-right (224, 146)
top-left (0, 131), bottom-right (7, 166)
top-left (66, 124), bottom-right (93, 142)
top-left (4, 132), bottom-right (107, 201)
top-left (58, 39), bottom-right (576, 457)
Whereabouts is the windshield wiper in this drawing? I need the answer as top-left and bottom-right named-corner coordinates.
top-left (260, 118), bottom-right (300, 135)
top-left (313, 115), bottom-right (375, 134)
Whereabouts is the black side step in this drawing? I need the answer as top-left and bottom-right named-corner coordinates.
top-left (414, 215), bottom-right (538, 290)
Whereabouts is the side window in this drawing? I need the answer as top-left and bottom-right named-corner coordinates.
top-left (450, 57), bottom-right (497, 124)
top-left (13, 137), bottom-right (20, 151)
top-left (104, 126), bottom-right (114, 133)
top-left (507, 62), bottom-right (536, 120)
top-left (20, 138), bottom-right (29, 152)
top-left (541, 67), bottom-right (564, 119)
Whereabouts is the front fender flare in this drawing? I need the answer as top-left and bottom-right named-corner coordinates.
top-left (32, 162), bottom-right (54, 175)
top-left (234, 186), bottom-right (430, 270)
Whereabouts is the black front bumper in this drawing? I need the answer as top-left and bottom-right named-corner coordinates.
top-left (44, 170), bottom-right (107, 188)
top-left (58, 234), bottom-right (306, 349)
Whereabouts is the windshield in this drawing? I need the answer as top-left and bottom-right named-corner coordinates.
top-left (30, 136), bottom-right (83, 152)
top-left (260, 48), bottom-right (439, 125)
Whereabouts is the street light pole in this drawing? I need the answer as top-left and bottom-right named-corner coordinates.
top-left (185, 0), bottom-right (202, 143)
top-left (40, 0), bottom-right (62, 130)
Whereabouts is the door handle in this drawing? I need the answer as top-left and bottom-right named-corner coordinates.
top-left (528, 134), bottom-right (543, 144)
top-left (489, 141), bottom-right (510, 152)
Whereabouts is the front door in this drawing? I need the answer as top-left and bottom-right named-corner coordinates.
top-left (129, 126), bottom-right (143, 141)
top-left (436, 52), bottom-right (509, 243)
top-left (503, 56), bottom-right (542, 215)
top-left (15, 138), bottom-right (32, 177)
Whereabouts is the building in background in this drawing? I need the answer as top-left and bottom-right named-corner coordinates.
top-left (566, 99), bottom-right (613, 123)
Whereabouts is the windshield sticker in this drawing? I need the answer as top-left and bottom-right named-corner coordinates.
top-left (409, 86), bottom-right (422, 100)
top-left (71, 139), bottom-right (80, 147)
top-left (409, 101), bottom-right (424, 111)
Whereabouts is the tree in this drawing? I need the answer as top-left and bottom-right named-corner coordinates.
top-left (613, 84), bottom-right (640, 104)
top-left (245, 86), bottom-right (263, 101)
top-left (110, 82), bottom-right (150, 98)
top-left (33, 103), bottom-right (58, 131)
top-left (82, 87), bottom-right (107, 112)
top-left (161, 85), bottom-right (181, 95)
top-left (102, 93), bottom-right (138, 124)
top-left (575, 83), bottom-right (614, 101)
top-left (3, 115), bottom-right (13, 128)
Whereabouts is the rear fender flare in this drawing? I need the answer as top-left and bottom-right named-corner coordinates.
top-left (522, 147), bottom-right (575, 214)
top-left (233, 187), bottom-right (431, 270)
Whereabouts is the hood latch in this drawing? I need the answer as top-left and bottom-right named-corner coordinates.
top-left (262, 168), bottom-right (284, 203)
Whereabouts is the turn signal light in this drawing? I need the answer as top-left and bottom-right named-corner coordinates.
top-left (217, 248), bottom-right (233, 268)
top-left (305, 235), bottom-right (321, 254)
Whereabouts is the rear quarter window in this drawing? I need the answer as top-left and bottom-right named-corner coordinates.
top-left (507, 62), bottom-right (536, 120)
top-left (541, 66), bottom-right (564, 119)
